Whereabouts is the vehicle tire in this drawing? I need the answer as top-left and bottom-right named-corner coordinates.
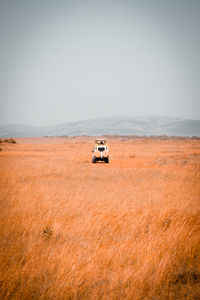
top-left (105, 157), bottom-right (109, 163)
top-left (92, 157), bottom-right (96, 163)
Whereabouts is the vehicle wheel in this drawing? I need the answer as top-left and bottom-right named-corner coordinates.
top-left (105, 157), bottom-right (109, 163)
top-left (92, 157), bottom-right (96, 163)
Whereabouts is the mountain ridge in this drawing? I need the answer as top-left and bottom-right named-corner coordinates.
top-left (0, 116), bottom-right (200, 137)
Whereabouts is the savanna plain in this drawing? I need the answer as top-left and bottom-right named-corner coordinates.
top-left (0, 136), bottom-right (200, 300)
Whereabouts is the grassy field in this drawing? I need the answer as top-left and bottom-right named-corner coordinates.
top-left (0, 137), bottom-right (200, 299)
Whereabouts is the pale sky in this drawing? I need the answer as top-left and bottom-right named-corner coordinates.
top-left (0, 0), bottom-right (200, 126)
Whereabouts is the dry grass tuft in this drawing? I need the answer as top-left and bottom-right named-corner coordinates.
top-left (42, 225), bottom-right (53, 239)
top-left (0, 138), bottom-right (16, 144)
top-left (0, 137), bottom-right (200, 299)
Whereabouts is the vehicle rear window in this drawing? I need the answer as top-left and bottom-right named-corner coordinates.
top-left (98, 147), bottom-right (105, 152)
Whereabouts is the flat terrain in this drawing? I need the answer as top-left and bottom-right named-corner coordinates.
top-left (0, 137), bottom-right (200, 299)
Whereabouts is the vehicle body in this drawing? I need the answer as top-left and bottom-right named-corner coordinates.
top-left (92, 138), bottom-right (109, 163)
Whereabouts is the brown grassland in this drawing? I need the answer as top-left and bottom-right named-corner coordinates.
top-left (0, 136), bottom-right (200, 299)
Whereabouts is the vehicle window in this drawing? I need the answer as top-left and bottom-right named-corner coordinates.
top-left (98, 147), bottom-right (105, 152)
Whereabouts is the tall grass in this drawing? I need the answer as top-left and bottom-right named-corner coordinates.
top-left (0, 138), bottom-right (200, 299)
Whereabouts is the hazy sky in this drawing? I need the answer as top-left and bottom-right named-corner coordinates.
top-left (0, 0), bottom-right (200, 125)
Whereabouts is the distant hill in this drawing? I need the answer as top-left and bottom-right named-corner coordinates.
top-left (0, 116), bottom-right (200, 137)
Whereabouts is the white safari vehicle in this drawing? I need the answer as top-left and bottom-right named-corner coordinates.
top-left (92, 138), bottom-right (109, 163)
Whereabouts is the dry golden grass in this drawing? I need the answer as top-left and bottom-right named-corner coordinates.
top-left (0, 137), bottom-right (200, 299)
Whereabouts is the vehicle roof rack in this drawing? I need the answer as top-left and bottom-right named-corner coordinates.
top-left (95, 138), bottom-right (106, 141)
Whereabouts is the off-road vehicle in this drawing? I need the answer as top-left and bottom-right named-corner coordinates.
top-left (92, 138), bottom-right (109, 163)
